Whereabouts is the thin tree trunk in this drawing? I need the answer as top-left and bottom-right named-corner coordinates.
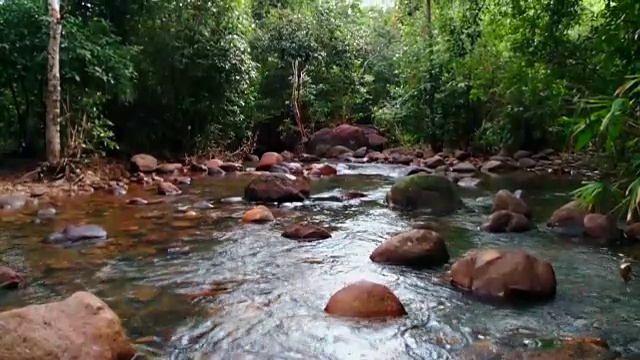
top-left (425, 0), bottom-right (432, 36)
top-left (46, 0), bottom-right (62, 163)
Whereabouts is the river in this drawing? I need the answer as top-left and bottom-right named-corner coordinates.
top-left (1, 162), bottom-right (639, 359)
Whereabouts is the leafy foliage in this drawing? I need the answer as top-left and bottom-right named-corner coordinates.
top-left (0, 0), bottom-right (638, 172)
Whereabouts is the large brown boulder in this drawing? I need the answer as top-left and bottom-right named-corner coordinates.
top-left (547, 200), bottom-right (589, 236)
top-left (480, 210), bottom-right (533, 233)
top-left (0, 291), bottom-right (136, 360)
top-left (130, 153), bottom-right (157, 173)
top-left (244, 173), bottom-right (311, 203)
top-left (307, 125), bottom-right (369, 157)
top-left (492, 189), bottom-right (531, 218)
top-left (324, 280), bottom-right (407, 318)
top-left (449, 249), bottom-right (556, 302)
top-left (386, 173), bottom-right (462, 214)
top-left (370, 229), bottom-right (449, 268)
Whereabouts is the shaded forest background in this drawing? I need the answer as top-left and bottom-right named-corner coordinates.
top-left (0, 0), bottom-right (638, 168)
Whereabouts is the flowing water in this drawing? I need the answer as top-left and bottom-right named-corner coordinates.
top-left (1, 163), bottom-right (640, 359)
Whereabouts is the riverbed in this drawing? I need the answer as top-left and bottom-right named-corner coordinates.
top-left (1, 162), bottom-right (639, 359)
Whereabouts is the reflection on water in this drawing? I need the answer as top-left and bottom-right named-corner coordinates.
top-left (1, 164), bottom-right (640, 359)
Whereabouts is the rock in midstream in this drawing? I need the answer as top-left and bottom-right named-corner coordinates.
top-left (44, 224), bottom-right (108, 244)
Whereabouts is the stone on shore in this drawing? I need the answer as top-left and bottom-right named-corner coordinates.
top-left (0, 291), bottom-right (136, 360)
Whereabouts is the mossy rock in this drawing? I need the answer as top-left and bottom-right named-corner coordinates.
top-left (386, 173), bottom-right (462, 214)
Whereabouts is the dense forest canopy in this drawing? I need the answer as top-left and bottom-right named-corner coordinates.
top-left (0, 0), bottom-right (638, 171)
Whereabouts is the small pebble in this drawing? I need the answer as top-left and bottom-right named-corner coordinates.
top-left (37, 208), bottom-right (56, 218)
top-left (167, 246), bottom-right (191, 255)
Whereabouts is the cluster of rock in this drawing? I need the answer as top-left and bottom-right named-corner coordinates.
top-left (324, 232), bottom-right (557, 319)
top-left (303, 125), bottom-right (592, 178)
top-left (1, 124), bottom-right (636, 358)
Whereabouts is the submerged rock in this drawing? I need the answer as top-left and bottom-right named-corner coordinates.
top-left (458, 336), bottom-right (619, 360)
top-left (324, 280), bottom-right (406, 318)
top-left (370, 229), bottom-right (449, 268)
top-left (449, 249), bottom-right (556, 303)
top-left (44, 224), bottom-right (108, 244)
top-left (386, 173), bottom-right (462, 214)
top-left (244, 173), bottom-right (311, 204)
top-left (281, 223), bottom-right (331, 241)
top-left (0, 291), bottom-right (136, 360)
top-left (480, 210), bottom-right (533, 233)
top-left (242, 205), bottom-right (275, 224)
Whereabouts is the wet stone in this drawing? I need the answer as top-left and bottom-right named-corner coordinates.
top-left (127, 197), bottom-right (149, 205)
top-left (192, 200), bottom-right (214, 209)
top-left (45, 224), bottom-right (108, 244)
top-left (370, 229), bottom-right (449, 268)
top-left (0, 193), bottom-right (29, 210)
top-left (37, 207), bottom-right (56, 218)
top-left (111, 185), bottom-right (127, 196)
top-left (282, 223), bottom-right (331, 241)
top-left (324, 280), bottom-right (407, 318)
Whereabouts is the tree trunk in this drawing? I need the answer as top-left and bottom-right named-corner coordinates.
top-left (46, 0), bottom-right (62, 163)
top-left (425, 0), bottom-right (432, 35)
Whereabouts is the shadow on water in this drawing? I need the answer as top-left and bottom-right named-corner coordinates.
top-left (1, 164), bottom-right (640, 359)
